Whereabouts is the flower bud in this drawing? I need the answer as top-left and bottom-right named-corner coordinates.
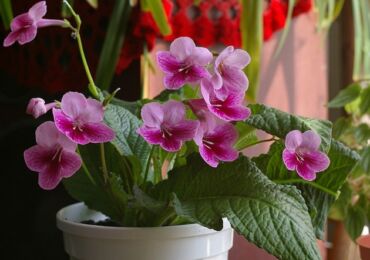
top-left (26, 98), bottom-right (56, 118)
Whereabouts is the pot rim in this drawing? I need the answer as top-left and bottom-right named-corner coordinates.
top-left (57, 202), bottom-right (232, 240)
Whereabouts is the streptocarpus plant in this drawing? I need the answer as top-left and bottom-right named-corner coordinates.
top-left (5, 2), bottom-right (360, 260)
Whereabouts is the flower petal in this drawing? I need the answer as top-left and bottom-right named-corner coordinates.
top-left (82, 122), bottom-right (116, 144)
top-left (285, 130), bottom-right (303, 150)
top-left (191, 46), bottom-right (213, 66)
top-left (10, 13), bottom-right (33, 31)
top-left (162, 100), bottom-right (185, 124)
top-left (17, 25), bottom-right (37, 45)
top-left (141, 102), bottom-right (164, 127)
top-left (161, 138), bottom-right (182, 152)
top-left (304, 151), bottom-right (330, 172)
top-left (61, 92), bottom-right (87, 120)
top-left (170, 36), bottom-right (195, 61)
top-left (137, 127), bottom-right (163, 145)
top-left (282, 149), bottom-right (298, 171)
top-left (199, 145), bottom-right (219, 168)
top-left (156, 51), bottom-right (182, 73)
top-left (296, 163), bottom-right (317, 181)
top-left (208, 123), bottom-right (238, 145)
top-left (213, 145), bottom-right (238, 162)
top-left (24, 145), bottom-right (50, 172)
top-left (59, 150), bottom-right (82, 178)
top-left (301, 130), bottom-right (321, 151)
top-left (3, 31), bottom-right (19, 47)
top-left (28, 1), bottom-right (47, 21)
top-left (164, 73), bottom-right (187, 90)
top-left (223, 48), bottom-right (251, 69)
top-left (209, 103), bottom-right (251, 121)
top-left (83, 98), bottom-right (104, 122)
top-left (38, 169), bottom-right (62, 190)
top-left (35, 121), bottom-right (60, 147)
top-left (170, 120), bottom-right (199, 141)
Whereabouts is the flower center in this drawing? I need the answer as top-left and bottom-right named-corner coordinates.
top-left (295, 151), bottom-right (305, 163)
top-left (72, 120), bottom-right (84, 132)
top-left (203, 138), bottom-right (215, 150)
top-left (161, 127), bottom-right (173, 139)
top-left (52, 146), bottom-right (63, 163)
top-left (178, 63), bottom-right (192, 74)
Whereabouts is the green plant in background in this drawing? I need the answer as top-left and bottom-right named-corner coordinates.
top-left (329, 80), bottom-right (370, 240)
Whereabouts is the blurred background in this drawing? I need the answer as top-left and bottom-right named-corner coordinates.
top-left (0, 0), bottom-right (369, 259)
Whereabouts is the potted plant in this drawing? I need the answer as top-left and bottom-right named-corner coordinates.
top-left (5, 1), bottom-right (360, 260)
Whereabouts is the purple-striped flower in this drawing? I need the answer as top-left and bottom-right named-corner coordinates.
top-left (201, 79), bottom-right (251, 122)
top-left (194, 122), bottom-right (239, 168)
top-left (210, 46), bottom-right (250, 100)
top-left (282, 130), bottom-right (330, 181)
top-left (3, 1), bottom-right (67, 47)
top-left (24, 121), bottom-right (82, 190)
top-left (137, 100), bottom-right (199, 152)
top-left (53, 92), bottom-right (115, 145)
top-left (156, 37), bottom-right (212, 90)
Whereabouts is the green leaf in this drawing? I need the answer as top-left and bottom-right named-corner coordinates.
top-left (253, 140), bottom-right (360, 238)
top-left (344, 205), bottom-right (367, 240)
top-left (0, 0), bottom-right (13, 30)
top-left (152, 155), bottom-right (321, 260)
top-left (245, 103), bottom-right (332, 152)
top-left (104, 103), bottom-right (152, 182)
top-left (328, 83), bottom-right (362, 108)
top-left (360, 86), bottom-right (370, 114)
top-left (63, 143), bottom-right (128, 224)
top-left (332, 117), bottom-right (351, 139)
top-left (95, 1), bottom-right (131, 90)
top-left (142, 0), bottom-right (171, 36)
top-left (234, 122), bottom-right (258, 150)
top-left (354, 124), bottom-right (370, 144)
top-left (86, 0), bottom-right (98, 8)
top-left (240, 0), bottom-right (263, 102)
top-left (360, 147), bottom-right (370, 173)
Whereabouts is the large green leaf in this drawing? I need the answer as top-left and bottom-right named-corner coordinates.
top-left (328, 83), bottom-right (362, 108)
top-left (345, 204), bottom-right (367, 240)
top-left (245, 104), bottom-right (333, 152)
top-left (151, 155), bottom-right (321, 260)
top-left (104, 103), bottom-right (152, 181)
top-left (253, 140), bottom-right (360, 238)
top-left (63, 143), bottom-right (128, 224)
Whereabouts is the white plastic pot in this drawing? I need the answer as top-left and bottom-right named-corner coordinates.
top-left (56, 203), bottom-right (234, 260)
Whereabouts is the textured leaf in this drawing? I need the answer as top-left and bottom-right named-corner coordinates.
top-left (354, 124), bottom-right (370, 144)
top-left (328, 83), bottom-right (362, 108)
top-left (360, 147), bottom-right (370, 173)
top-left (360, 86), bottom-right (370, 114)
top-left (332, 117), bottom-right (351, 139)
top-left (63, 143), bottom-right (128, 224)
top-left (234, 122), bottom-right (258, 150)
top-left (151, 155), bottom-right (321, 260)
top-left (253, 140), bottom-right (360, 238)
top-left (245, 104), bottom-right (332, 152)
top-left (345, 205), bottom-right (367, 240)
top-left (104, 103), bottom-right (152, 180)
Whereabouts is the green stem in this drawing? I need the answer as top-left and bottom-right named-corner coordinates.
top-left (143, 146), bottom-right (155, 183)
top-left (154, 207), bottom-right (177, 226)
top-left (273, 179), bottom-right (338, 197)
top-left (240, 137), bottom-right (277, 150)
top-left (77, 147), bottom-right (96, 185)
top-left (100, 143), bottom-right (109, 183)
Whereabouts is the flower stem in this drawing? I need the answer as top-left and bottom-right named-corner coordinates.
top-left (239, 137), bottom-right (278, 150)
top-left (77, 147), bottom-right (96, 185)
top-left (273, 178), bottom-right (338, 197)
top-left (100, 143), bottom-right (109, 183)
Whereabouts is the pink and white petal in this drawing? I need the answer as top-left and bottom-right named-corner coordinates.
top-left (187, 65), bottom-right (210, 83)
top-left (83, 122), bottom-right (116, 144)
top-left (304, 151), bottom-right (330, 172)
top-left (3, 31), bottom-right (19, 47)
top-left (24, 145), bottom-right (50, 172)
top-left (213, 145), bottom-right (238, 162)
top-left (170, 120), bottom-right (199, 141)
top-left (83, 98), bottom-right (104, 122)
top-left (210, 72), bottom-right (223, 90)
top-left (210, 123), bottom-right (238, 145)
top-left (164, 73), bottom-right (187, 90)
top-left (161, 138), bottom-right (182, 152)
top-left (222, 68), bottom-right (248, 93)
top-left (285, 130), bottom-right (303, 150)
top-left (38, 169), bottom-right (62, 190)
top-left (53, 108), bottom-right (74, 135)
top-left (210, 104), bottom-right (251, 121)
top-left (301, 130), bottom-right (321, 151)
top-left (156, 51), bottom-right (182, 73)
top-left (223, 49), bottom-right (251, 69)
top-left (35, 121), bottom-right (60, 147)
top-left (141, 102), bottom-right (164, 127)
top-left (61, 92), bottom-right (87, 119)
top-left (28, 1), bottom-right (47, 21)
top-left (137, 127), bottom-right (163, 145)
top-left (199, 146), bottom-right (219, 168)
top-left (282, 149), bottom-right (298, 171)
top-left (191, 46), bottom-right (213, 66)
top-left (170, 36), bottom-right (195, 61)
top-left (162, 100), bottom-right (186, 124)
top-left (296, 163), bottom-right (317, 181)
top-left (57, 132), bottom-right (77, 152)
top-left (59, 150), bottom-right (82, 178)
top-left (10, 13), bottom-right (33, 31)
top-left (17, 26), bottom-right (37, 45)
top-left (216, 46), bottom-right (234, 68)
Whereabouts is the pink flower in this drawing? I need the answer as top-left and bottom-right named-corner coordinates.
top-left (282, 130), bottom-right (330, 181)
top-left (26, 98), bottom-right (56, 119)
top-left (24, 121), bottom-right (82, 190)
top-left (3, 1), bottom-right (67, 47)
top-left (156, 37), bottom-right (212, 90)
top-left (210, 46), bottom-right (250, 100)
top-left (53, 92), bottom-right (115, 145)
top-left (201, 79), bottom-right (251, 122)
top-left (137, 100), bottom-right (199, 152)
top-left (194, 122), bottom-right (239, 168)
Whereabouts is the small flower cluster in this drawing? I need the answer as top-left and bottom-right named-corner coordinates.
top-left (24, 92), bottom-right (115, 190)
top-left (138, 37), bottom-right (251, 167)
